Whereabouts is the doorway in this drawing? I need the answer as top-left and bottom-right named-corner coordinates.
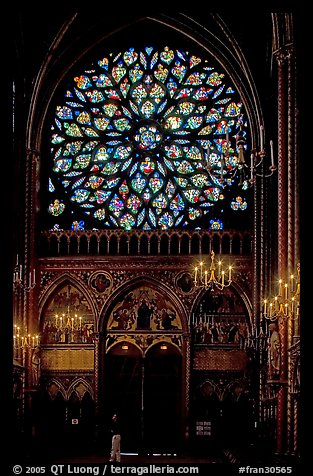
top-left (104, 341), bottom-right (182, 454)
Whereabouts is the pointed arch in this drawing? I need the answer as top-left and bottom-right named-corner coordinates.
top-left (99, 275), bottom-right (188, 333)
top-left (67, 377), bottom-right (94, 401)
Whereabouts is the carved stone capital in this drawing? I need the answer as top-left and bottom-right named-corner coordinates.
top-left (274, 44), bottom-right (294, 65)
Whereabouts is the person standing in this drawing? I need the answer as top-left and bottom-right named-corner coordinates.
top-left (109, 413), bottom-right (121, 463)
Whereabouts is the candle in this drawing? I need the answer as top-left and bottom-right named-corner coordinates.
top-left (16, 254), bottom-right (19, 267)
top-left (218, 261), bottom-right (221, 278)
top-left (200, 261), bottom-right (203, 280)
top-left (205, 270), bottom-right (208, 286)
top-left (270, 140), bottom-right (274, 166)
top-left (71, 317), bottom-right (74, 330)
top-left (290, 274), bottom-right (295, 293)
top-left (274, 296), bottom-right (278, 312)
top-left (79, 317), bottom-right (82, 329)
top-left (284, 283), bottom-right (288, 300)
top-left (264, 299), bottom-right (267, 316)
top-left (19, 265), bottom-right (22, 280)
top-left (33, 269), bottom-right (36, 285)
top-left (194, 267), bottom-right (198, 285)
top-left (228, 266), bottom-right (232, 281)
top-left (260, 125), bottom-right (264, 150)
top-left (285, 303), bottom-right (288, 316)
top-left (29, 271), bottom-right (32, 286)
top-left (269, 303), bottom-right (273, 317)
top-left (278, 279), bottom-right (283, 296)
top-left (221, 270), bottom-right (225, 286)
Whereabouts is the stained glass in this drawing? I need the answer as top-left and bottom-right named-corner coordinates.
top-left (48, 46), bottom-right (249, 230)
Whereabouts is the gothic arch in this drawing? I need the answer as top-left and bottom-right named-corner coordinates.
top-left (99, 275), bottom-right (188, 333)
top-left (67, 377), bottom-right (94, 401)
top-left (43, 378), bottom-right (67, 400)
top-left (38, 273), bottom-right (98, 330)
top-left (26, 13), bottom-right (272, 154)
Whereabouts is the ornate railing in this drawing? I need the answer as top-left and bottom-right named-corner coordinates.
top-left (39, 229), bottom-right (253, 257)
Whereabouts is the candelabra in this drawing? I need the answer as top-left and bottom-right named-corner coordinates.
top-left (13, 323), bottom-right (40, 363)
top-left (262, 263), bottom-right (300, 326)
top-left (13, 325), bottom-right (40, 349)
top-left (13, 255), bottom-right (36, 292)
top-left (193, 250), bottom-right (233, 290)
top-left (207, 122), bottom-right (277, 189)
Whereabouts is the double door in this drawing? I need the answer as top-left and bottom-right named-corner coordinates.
top-left (104, 341), bottom-right (182, 453)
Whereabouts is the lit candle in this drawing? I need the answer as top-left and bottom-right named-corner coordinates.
top-left (55, 314), bottom-right (58, 326)
top-left (71, 317), bottom-right (74, 330)
top-left (200, 261), bottom-right (203, 280)
top-left (194, 267), bottom-right (198, 285)
top-left (270, 140), bottom-right (274, 167)
top-left (228, 266), bottom-right (232, 282)
top-left (264, 299), bottom-right (267, 316)
top-left (221, 270), bottom-right (225, 287)
top-left (32, 336), bottom-right (35, 348)
top-left (278, 279), bottom-right (283, 296)
top-left (260, 125), bottom-right (264, 150)
top-left (269, 303), bottom-right (273, 317)
top-left (205, 270), bottom-right (208, 286)
top-left (284, 283), bottom-right (288, 300)
top-left (218, 261), bottom-right (221, 278)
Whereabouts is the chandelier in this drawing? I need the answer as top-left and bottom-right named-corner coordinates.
top-left (262, 263), bottom-right (300, 324)
top-left (13, 325), bottom-right (40, 348)
top-left (13, 255), bottom-right (36, 292)
top-left (52, 308), bottom-right (84, 344)
top-left (13, 324), bottom-right (40, 364)
top-left (209, 123), bottom-right (277, 189)
top-left (194, 250), bottom-right (233, 290)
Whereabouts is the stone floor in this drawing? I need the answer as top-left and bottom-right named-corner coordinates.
top-left (51, 451), bottom-right (225, 464)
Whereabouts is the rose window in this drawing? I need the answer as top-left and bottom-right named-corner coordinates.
top-left (48, 46), bottom-right (249, 230)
